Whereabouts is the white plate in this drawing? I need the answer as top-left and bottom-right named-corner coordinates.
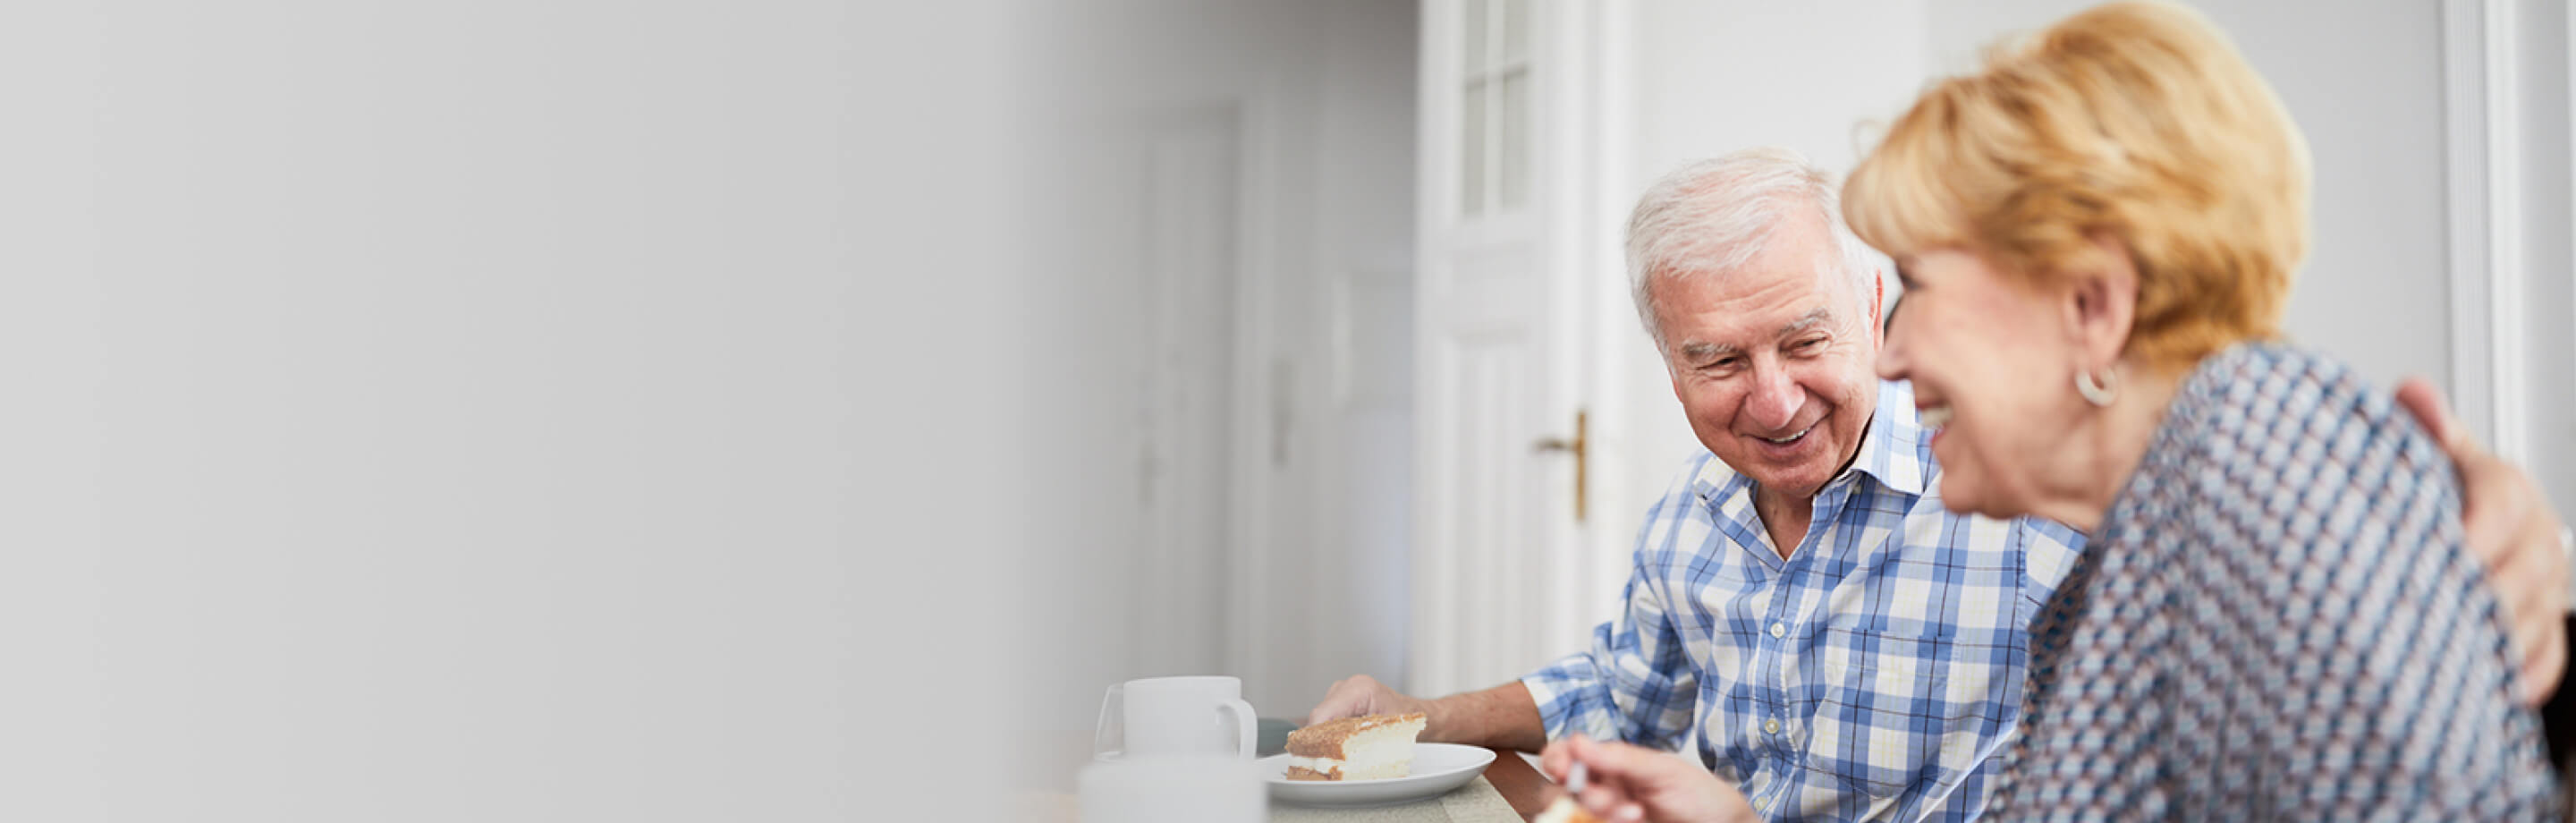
top-left (1259, 742), bottom-right (1496, 808)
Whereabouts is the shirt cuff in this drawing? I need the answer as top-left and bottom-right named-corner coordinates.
top-left (1520, 673), bottom-right (1572, 740)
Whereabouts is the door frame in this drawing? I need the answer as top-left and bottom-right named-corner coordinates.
top-left (2443, 0), bottom-right (2530, 465)
top-left (1408, 0), bottom-right (1631, 696)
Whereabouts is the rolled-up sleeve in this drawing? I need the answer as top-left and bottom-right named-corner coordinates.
top-left (1521, 473), bottom-right (1703, 751)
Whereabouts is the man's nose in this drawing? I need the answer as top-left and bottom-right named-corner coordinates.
top-left (1743, 363), bottom-right (1805, 431)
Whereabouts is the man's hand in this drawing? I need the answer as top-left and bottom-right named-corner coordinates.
top-left (1306, 677), bottom-right (1549, 751)
top-left (1305, 675), bottom-right (1431, 727)
top-left (2396, 377), bottom-right (2570, 706)
top-left (1539, 734), bottom-right (1756, 823)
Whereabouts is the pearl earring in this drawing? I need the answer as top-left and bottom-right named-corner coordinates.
top-left (2075, 367), bottom-right (2118, 407)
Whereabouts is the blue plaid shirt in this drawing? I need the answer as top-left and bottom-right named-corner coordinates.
top-left (1522, 379), bottom-right (2087, 822)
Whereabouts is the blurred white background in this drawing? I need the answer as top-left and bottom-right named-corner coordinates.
top-left (4, 1), bottom-right (1028, 819)
top-left (0, 1), bottom-right (2564, 820)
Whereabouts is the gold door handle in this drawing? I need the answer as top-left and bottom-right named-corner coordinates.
top-left (1533, 409), bottom-right (1588, 522)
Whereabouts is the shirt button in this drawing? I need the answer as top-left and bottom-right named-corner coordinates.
top-left (1768, 623), bottom-right (1785, 639)
top-left (1763, 718), bottom-right (1782, 734)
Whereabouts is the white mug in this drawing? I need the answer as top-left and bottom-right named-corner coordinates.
top-left (1093, 675), bottom-right (1257, 760)
top-left (1078, 754), bottom-right (1264, 823)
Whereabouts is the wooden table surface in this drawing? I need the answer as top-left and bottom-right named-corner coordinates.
top-left (1038, 725), bottom-right (1563, 822)
top-left (1039, 749), bottom-right (1561, 822)
top-left (1477, 749), bottom-right (1555, 820)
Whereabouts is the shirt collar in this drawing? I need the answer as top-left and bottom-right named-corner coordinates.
top-left (1843, 379), bottom-right (1928, 497)
top-left (1690, 379), bottom-right (1929, 502)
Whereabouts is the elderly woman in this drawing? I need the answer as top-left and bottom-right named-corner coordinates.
top-left (1544, 2), bottom-right (2560, 820)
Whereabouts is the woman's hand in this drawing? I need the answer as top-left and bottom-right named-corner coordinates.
top-left (2396, 377), bottom-right (2570, 706)
top-left (1538, 735), bottom-right (1757, 823)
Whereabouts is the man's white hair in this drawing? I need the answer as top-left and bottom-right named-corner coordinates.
top-left (1626, 148), bottom-right (1881, 348)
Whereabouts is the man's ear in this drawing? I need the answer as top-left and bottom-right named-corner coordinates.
top-left (2062, 234), bottom-right (2140, 367)
top-left (1665, 346), bottom-right (1692, 403)
top-left (1869, 270), bottom-right (1885, 345)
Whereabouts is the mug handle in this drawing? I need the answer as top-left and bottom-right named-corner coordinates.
top-left (1217, 698), bottom-right (1257, 759)
top-left (1093, 683), bottom-right (1124, 759)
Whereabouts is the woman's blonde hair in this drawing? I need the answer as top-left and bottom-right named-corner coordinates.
top-left (1843, 0), bottom-right (2311, 370)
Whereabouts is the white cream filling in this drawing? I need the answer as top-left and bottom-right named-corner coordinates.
top-left (1292, 716), bottom-right (1427, 781)
top-left (1290, 756), bottom-right (1343, 775)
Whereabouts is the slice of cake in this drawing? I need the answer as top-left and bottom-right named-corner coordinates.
top-left (1284, 713), bottom-right (1428, 781)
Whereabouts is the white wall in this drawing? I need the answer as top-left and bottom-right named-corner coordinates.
top-left (3, 2), bottom-right (1029, 820)
top-left (1305, 2), bottom-right (1422, 708)
top-left (1927, 0), bottom-right (2576, 533)
top-left (1012, 0), bottom-right (1417, 778)
top-left (1594, 1), bottom-right (1931, 610)
top-left (1589, 0), bottom-right (2573, 607)
top-left (1929, 0), bottom-right (2455, 395)
top-left (6, 1), bottom-right (1427, 816)
top-left (2513, 0), bottom-right (2576, 530)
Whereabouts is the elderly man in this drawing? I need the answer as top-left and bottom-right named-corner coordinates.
top-left (1306, 148), bottom-right (2569, 820)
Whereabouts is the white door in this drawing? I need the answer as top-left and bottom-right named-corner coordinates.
top-left (1410, 0), bottom-right (1626, 696)
top-left (1133, 106), bottom-right (1244, 679)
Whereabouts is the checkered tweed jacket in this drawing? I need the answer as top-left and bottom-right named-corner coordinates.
top-left (1987, 343), bottom-right (2559, 820)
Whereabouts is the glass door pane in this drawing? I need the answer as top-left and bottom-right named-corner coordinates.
top-left (1462, 0), bottom-right (1489, 74)
top-left (1462, 78), bottom-right (1487, 216)
top-left (1497, 68), bottom-right (1528, 209)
